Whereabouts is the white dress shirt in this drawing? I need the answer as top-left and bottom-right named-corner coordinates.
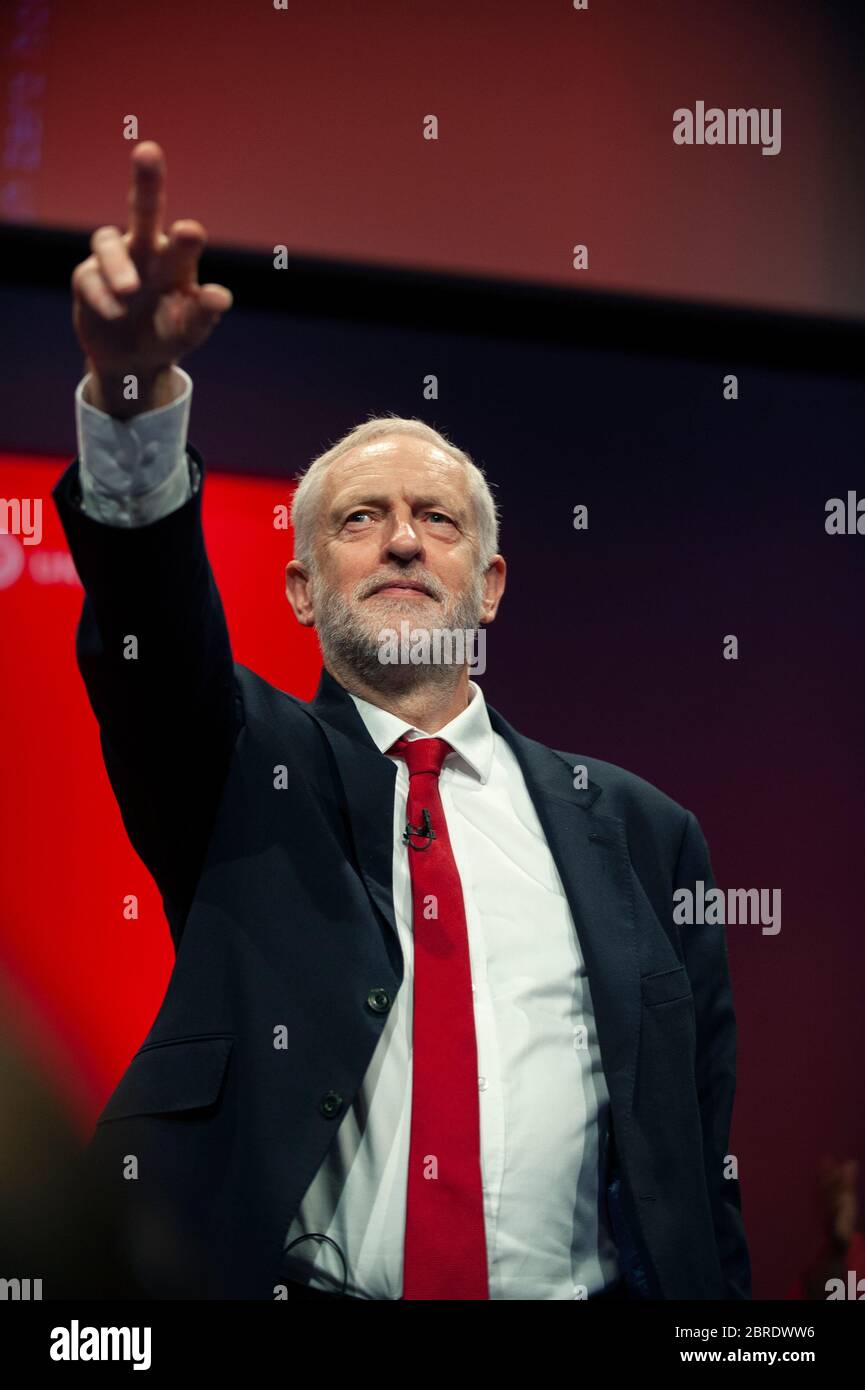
top-left (74, 371), bottom-right (621, 1300)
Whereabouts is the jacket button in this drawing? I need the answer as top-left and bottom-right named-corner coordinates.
top-left (366, 987), bottom-right (391, 1014)
top-left (320, 1091), bottom-right (343, 1118)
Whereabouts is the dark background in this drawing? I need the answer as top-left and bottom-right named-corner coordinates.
top-left (1, 0), bottom-right (864, 1302)
top-left (2, 242), bottom-right (864, 1299)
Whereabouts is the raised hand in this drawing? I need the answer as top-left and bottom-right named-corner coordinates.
top-left (71, 141), bottom-right (232, 417)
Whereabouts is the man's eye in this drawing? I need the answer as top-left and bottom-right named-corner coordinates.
top-left (342, 510), bottom-right (455, 527)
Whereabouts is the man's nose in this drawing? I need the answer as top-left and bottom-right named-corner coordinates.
top-left (384, 519), bottom-right (422, 559)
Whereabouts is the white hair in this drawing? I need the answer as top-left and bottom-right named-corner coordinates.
top-left (290, 414), bottom-right (500, 574)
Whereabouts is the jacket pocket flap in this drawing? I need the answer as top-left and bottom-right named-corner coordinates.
top-left (97, 1035), bottom-right (234, 1124)
top-left (640, 965), bottom-right (692, 1007)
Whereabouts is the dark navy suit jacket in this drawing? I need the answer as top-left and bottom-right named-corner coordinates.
top-left (52, 446), bottom-right (751, 1301)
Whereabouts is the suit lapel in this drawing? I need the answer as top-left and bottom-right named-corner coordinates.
top-left (483, 704), bottom-right (642, 1122)
top-left (308, 668), bottom-right (641, 1125)
top-left (309, 667), bottom-right (401, 948)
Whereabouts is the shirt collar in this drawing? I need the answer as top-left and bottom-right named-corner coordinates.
top-left (347, 680), bottom-right (494, 784)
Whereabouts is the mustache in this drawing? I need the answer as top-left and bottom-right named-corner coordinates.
top-left (357, 571), bottom-right (445, 601)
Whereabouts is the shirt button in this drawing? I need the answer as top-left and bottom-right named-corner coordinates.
top-left (478, 1076), bottom-right (487, 1091)
top-left (320, 1091), bottom-right (343, 1118)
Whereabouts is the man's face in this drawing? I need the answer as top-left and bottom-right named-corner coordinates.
top-left (285, 434), bottom-right (505, 689)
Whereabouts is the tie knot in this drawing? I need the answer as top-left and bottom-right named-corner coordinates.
top-left (387, 734), bottom-right (452, 779)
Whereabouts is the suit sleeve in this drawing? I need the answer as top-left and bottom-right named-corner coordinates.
top-left (52, 445), bottom-right (241, 945)
top-left (675, 810), bottom-right (753, 1299)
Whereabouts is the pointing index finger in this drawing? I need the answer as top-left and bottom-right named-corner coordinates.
top-left (128, 141), bottom-right (166, 252)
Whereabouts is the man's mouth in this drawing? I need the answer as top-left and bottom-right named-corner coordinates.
top-left (369, 581), bottom-right (435, 598)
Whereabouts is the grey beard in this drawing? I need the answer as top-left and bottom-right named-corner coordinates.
top-left (311, 570), bottom-right (487, 694)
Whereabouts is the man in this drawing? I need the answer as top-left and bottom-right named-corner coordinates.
top-left (53, 141), bottom-right (751, 1301)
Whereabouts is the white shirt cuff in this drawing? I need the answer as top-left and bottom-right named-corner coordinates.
top-left (75, 366), bottom-right (195, 525)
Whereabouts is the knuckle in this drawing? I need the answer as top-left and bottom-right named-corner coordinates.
top-left (82, 277), bottom-right (103, 305)
top-left (90, 225), bottom-right (119, 249)
top-left (71, 258), bottom-right (93, 289)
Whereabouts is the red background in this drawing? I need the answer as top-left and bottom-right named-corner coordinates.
top-left (0, 456), bottom-right (319, 1126)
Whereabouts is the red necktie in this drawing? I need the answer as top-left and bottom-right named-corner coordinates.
top-left (387, 734), bottom-right (489, 1300)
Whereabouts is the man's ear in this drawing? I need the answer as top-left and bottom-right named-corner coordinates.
top-left (285, 559), bottom-right (315, 627)
top-left (480, 554), bottom-right (506, 624)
